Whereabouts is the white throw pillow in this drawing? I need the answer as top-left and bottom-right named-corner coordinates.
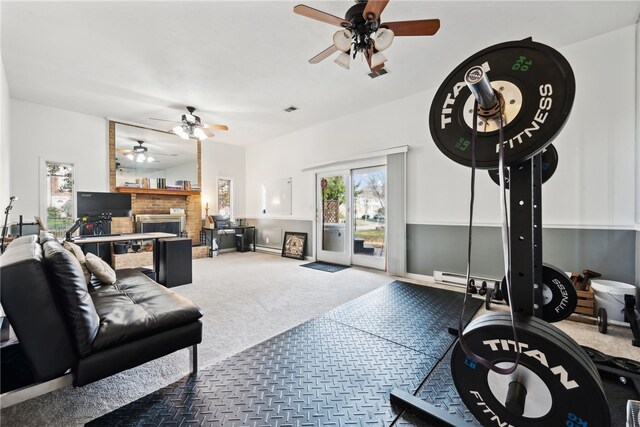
top-left (84, 253), bottom-right (117, 285)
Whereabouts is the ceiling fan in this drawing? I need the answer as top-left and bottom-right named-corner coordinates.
top-left (294, 0), bottom-right (440, 74)
top-left (116, 140), bottom-right (162, 163)
top-left (150, 106), bottom-right (229, 141)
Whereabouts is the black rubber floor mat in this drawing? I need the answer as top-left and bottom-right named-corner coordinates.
top-left (324, 281), bottom-right (482, 357)
top-left (88, 317), bottom-right (438, 426)
top-left (300, 261), bottom-right (351, 272)
top-left (393, 346), bottom-right (480, 426)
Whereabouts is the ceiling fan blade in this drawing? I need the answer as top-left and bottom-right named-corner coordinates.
top-left (148, 118), bottom-right (183, 124)
top-left (363, 0), bottom-right (389, 21)
top-left (202, 123), bottom-right (229, 131)
top-left (201, 129), bottom-right (215, 139)
top-left (309, 45), bottom-right (339, 64)
top-left (293, 4), bottom-right (350, 27)
top-left (381, 19), bottom-right (440, 36)
top-left (116, 148), bottom-right (132, 153)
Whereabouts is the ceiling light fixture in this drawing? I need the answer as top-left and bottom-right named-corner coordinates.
top-left (163, 106), bottom-right (221, 141)
top-left (173, 124), bottom-right (191, 140)
top-left (126, 141), bottom-right (155, 163)
top-left (294, 2), bottom-right (440, 74)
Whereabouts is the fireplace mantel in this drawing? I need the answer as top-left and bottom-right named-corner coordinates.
top-left (115, 187), bottom-right (200, 196)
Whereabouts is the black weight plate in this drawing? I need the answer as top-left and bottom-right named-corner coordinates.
top-left (581, 346), bottom-right (611, 365)
top-left (610, 357), bottom-right (640, 375)
top-left (488, 144), bottom-right (558, 188)
top-left (470, 312), bottom-right (600, 383)
top-left (502, 263), bottom-right (578, 322)
top-left (451, 313), bottom-right (610, 426)
top-left (598, 307), bottom-right (608, 334)
top-left (429, 38), bottom-right (575, 169)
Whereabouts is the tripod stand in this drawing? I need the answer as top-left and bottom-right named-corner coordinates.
top-left (1, 196), bottom-right (17, 254)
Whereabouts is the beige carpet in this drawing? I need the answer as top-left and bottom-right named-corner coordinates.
top-left (1, 252), bottom-right (636, 426)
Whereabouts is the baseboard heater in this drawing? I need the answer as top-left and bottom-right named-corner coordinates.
top-left (433, 270), bottom-right (499, 289)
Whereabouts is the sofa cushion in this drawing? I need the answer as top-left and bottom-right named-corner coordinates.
top-left (0, 242), bottom-right (76, 380)
top-left (43, 240), bottom-right (100, 357)
top-left (89, 269), bottom-right (203, 351)
top-left (6, 234), bottom-right (39, 248)
top-left (63, 241), bottom-right (91, 284)
top-left (84, 253), bottom-right (116, 285)
top-left (39, 231), bottom-right (58, 244)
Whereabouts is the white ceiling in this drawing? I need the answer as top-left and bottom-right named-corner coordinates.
top-left (2, 1), bottom-right (639, 147)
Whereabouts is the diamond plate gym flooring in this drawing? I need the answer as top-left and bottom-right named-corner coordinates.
top-left (88, 280), bottom-right (483, 426)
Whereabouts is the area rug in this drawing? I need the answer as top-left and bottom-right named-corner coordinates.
top-left (88, 281), bottom-right (482, 426)
top-left (300, 261), bottom-right (351, 273)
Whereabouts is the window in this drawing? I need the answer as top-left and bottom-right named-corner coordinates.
top-left (44, 161), bottom-right (75, 235)
top-left (217, 178), bottom-right (232, 219)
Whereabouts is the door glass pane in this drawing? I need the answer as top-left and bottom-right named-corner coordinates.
top-left (352, 167), bottom-right (385, 258)
top-left (45, 161), bottom-right (74, 237)
top-left (321, 175), bottom-right (346, 253)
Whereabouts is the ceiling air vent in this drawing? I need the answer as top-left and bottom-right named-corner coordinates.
top-left (284, 106), bottom-right (298, 112)
top-left (368, 68), bottom-right (389, 79)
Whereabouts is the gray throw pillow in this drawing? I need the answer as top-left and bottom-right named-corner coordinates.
top-left (85, 253), bottom-right (117, 285)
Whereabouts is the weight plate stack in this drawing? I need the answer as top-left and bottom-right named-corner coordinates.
top-left (502, 263), bottom-right (578, 322)
top-left (451, 313), bottom-right (610, 426)
top-left (488, 144), bottom-right (558, 188)
top-left (429, 38), bottom-right (575, 169)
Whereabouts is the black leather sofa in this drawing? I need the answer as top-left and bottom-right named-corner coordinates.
top-left (0, 231), bottom-right (202, 395)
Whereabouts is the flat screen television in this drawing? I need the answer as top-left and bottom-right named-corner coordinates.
top-left (77, 191), bottom-right (132, 217)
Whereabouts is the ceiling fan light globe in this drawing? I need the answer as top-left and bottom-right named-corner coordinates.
top-left (136, 153), bottom-right (145, 163)
top-left (334, 52), bottom-right (351, 69)
top-left (173, 125), bottom-right (191, 140)
top-left (147, 156), bottom-right (154, 163)
top-left (126, 153), bottom-right (134, 161)
top-left (374, 28), bottom-right (394, 51)
top-left (371, 51), bottom-right (387, 69)
top-left (192, 127), bottom-right (208, 140)
top-left (333, 29), bottom-right (353, 53)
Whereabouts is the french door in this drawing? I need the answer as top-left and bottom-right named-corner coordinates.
top-left (316, 166), bottom-right (386, 270)
top-left (316, 171), bottom-right (351, 266)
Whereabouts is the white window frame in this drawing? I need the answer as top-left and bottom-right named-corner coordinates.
top-left (40, 158), bottom-right (76, 230)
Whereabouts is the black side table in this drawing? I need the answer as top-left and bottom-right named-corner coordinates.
top-left (157, 237), bottom-right (192, 287)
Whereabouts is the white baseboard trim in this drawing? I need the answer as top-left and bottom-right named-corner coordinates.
top-left (255, 246), bottom-right (282, 255)
top-left (404, 272), bottom-right (435, 283)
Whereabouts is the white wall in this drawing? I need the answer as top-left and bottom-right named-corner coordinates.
top-left (10, 99), bottom-right (109, 219)
top-left (201, 141), bottom-right (245, 219)
top-left (164, 161), bottom-right (198, 186)
top-left (245, 25), bottom-right (638, 231)
top-left (0, 56), bottom-right (11, 216)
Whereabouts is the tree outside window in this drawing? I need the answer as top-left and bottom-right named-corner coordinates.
top-left (45, 161), bottom-right (74, 234)
top-left (218, 178), bottom-right (232, 218)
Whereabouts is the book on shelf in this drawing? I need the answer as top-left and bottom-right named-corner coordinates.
top-left (175, 180), bottom-right (192, 191)
top-left (136, 178), bottom-right (151, 189)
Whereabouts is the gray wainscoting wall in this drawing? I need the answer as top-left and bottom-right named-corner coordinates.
top-left (407, 224), bottom-right (638, 285)
top-left (247, 218), bottom-right (314, 258)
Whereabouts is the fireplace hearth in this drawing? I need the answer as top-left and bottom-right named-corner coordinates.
top-left (135, 214), bottom-right (185, 236)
